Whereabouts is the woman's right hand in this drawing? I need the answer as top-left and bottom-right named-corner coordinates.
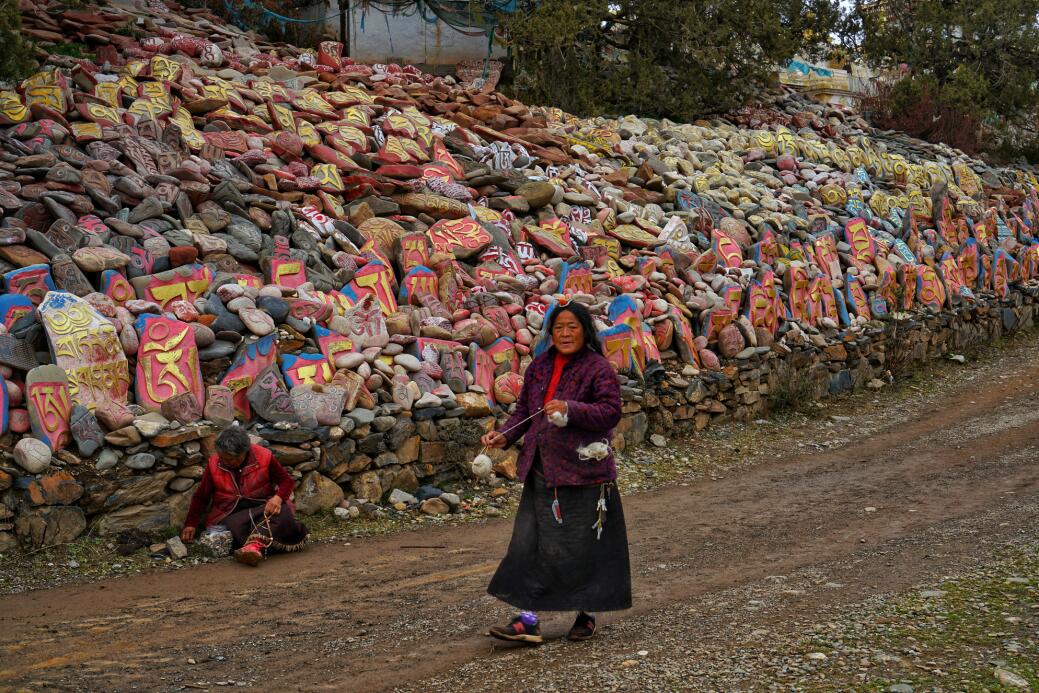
top-left (180, 526), bottom-right (196, 544)
top-left (481, 431), bottom-right (506, 449)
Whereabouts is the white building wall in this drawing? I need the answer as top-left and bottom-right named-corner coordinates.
top-left (306, 5), bottom-right (508, 67)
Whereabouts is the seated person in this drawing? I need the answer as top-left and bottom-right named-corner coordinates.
top-left (180, 427), bottom-right (308, 566)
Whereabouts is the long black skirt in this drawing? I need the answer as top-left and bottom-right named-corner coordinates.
top-left (487, 470), bottom-right (632, 613)
top-left (222, 503), bottom-right (309, 552)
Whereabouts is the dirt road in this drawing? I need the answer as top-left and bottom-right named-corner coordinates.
top-left (2, 349), bottom-right (1038, 692)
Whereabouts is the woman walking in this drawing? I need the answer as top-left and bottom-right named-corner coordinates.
top-left (481, 301), bottom-right (631, 643)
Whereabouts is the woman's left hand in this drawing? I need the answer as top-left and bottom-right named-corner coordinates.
top-left (264, 495), bottom-right (283, 516)
top-left (545, 400), bottom-right (568, 417)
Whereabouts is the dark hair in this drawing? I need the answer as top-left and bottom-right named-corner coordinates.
top-left (215, 426), bottom-right (251, 458)
top-left (548, 301), bottom-right (603, 354)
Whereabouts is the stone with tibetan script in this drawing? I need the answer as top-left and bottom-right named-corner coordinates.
top-left (50, 253), bottom-right (93, 297)
top-left (3, 264), bottom-right (56, 305)
top-left (221, 335), bottom-right (278, 419)
top-left (439, 347), bottom-right (467, 395)
top-left (399, 266), bottom-right (439, 305)
top-left (100, 269), bottom-right (136, 306)
top-left (38, 291), bottom-right (131, 410)
top-left (268, 257), bottom-right (307, 289)
top-left (203, 385), bottom-right (236, 427)
top-left (0, 226), bottom-right (26, 246)
top-left (281, 352), bottom-right (333, 388)
top-left (467, 343), bottom-right (497, 406)
top-left (131, 263), bottom-right (213, 308)
top-left (393, 192), bottom-right (469, 219)
top-left (398, 232), bottom-right (431, 274)
top-left (428, 218), bottom-right (492, 260)
top-left (26, 364), bottom-right (72, 451)
top-left (247, 365), bottom-right (296, 424)
top-left (69, 404), bottom-right (104, 458)
top-left (343, 294), bottom-right (389, 350)
top-left (160, 391), bottom-right (203, 424)
top-left (559, 261), bottom-right (593, 296)
top-left (608, 223), bottom-right (659, 249)
top-left (314, 325), bottom-right (355, 369)
top-left (0, 294), bottom-right (34, 331)
top-left (843, 217), bottom-right (876, 268)
top-left (712, 231), bottom-right (743, 269)
top-left (915, 264), bottom-right (947, 310)
top-left (813, 234), bottom-right (842, 281)
top-left (292, 384), bottom-right (346, 427)
top-left (72, 246), bottom-right (130, 272)
top-left (350, 260), bottom-right (398, 316)
top-left (527, 220), bottom-right (575, 258)
top-left (486, 337), bottom-right (519, 375)
top-left (134, 315), bottom-right (204, 412)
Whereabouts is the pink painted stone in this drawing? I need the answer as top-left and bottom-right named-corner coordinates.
top-left (698, 348), bottom-right (721, 370)
top-left (6, 380), bottom-right (22, 406)
top-left (717, 324), bottom-right (745, 358)
top-left (776, 154), bottom-right (797, 172)
top-left (9, 408), bottom-right (30, 433)
top-left (169, 299), bottom-right (199, 322)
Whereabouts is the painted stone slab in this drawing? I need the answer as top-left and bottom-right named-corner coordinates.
top-left (399, 233), bottom-right (431, 274)
top-left (160, 392), bottom-right (202, 424)
top-left (845, 274), bottom-right (871, 320)
top-left (527, 219), bottom-right (575, 258)
top-left (204, 385), bottom-right (236, 427)
top-left (559, 261), bottom-right (593, 295)
top-left (131, 263), bottom-right (213, 308)
top-left (485, 336), bottom-right (519, 375)
top-left (939, 253), bottom-right (965, 301)
top-left (314, 325), bottom-right (355, 368)
top-left (427, 218), bottom-right (491, 260)
top-left (711, 231), bottom-right (742, 269)
top-left (3, 264), bottom-right (56, 305)
top-left (349, 260), bottom-right (398, 316)
top-left (51, 253), bottom-right (93, 297)
top-left (0, 294), bottom-right (34, 330)
top-left (745, 277), bottom-right (779, 335)
top-left (341, 294), bottom-right (389, 351)
top-left (607, 223), bottom-right (658, 249)
top-left (992, 249), bottom-right (1013, 300)
top-left (844, 217), bottom-right (876, 267)
top-left (134, 315), bottom-right (204, 411)
top-left (467, 343), bottom-right (497, 406)
top-left (269, 257), bottom-right (307, 289)
top-left (670, 310), bottom-right (699, 367)
top-left (281, 352), bottom-right (332, 388)
top-left (247, 365), bottom-right (297, 424)
top-left (26, 364), bottom-right (72, 451)
top-left (813, 234), bottom-right (842, 280)
top-left (600, 323), bottom-right (638, 375)
top-left (607, 295), bottom-right (641, 329)
top-left (220, 335), bottom-right (277, 419)
top-left (38, 291), bottom-right (130, 410)
top-left (399, 266), bottom-right (439, 305)
top-left (915, 264), bottom-right (948, 310)
top-left (100, 269), bottom-right (136, 305)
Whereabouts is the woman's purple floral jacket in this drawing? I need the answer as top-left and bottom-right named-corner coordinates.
top-left (500, 346), bottom-right (622, 488)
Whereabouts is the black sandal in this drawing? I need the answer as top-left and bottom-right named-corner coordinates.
top-left (567, 612), bottom-right (596, 641)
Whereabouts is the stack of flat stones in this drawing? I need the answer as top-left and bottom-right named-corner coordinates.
top-left (3, 0), bottom-right (1039, 551)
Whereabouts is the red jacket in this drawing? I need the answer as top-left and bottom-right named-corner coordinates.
top-left (184, 445), bottom-right (295, 528)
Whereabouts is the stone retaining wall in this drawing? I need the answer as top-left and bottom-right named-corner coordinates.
top-left (1, 292), bottom-right (1034, 553)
